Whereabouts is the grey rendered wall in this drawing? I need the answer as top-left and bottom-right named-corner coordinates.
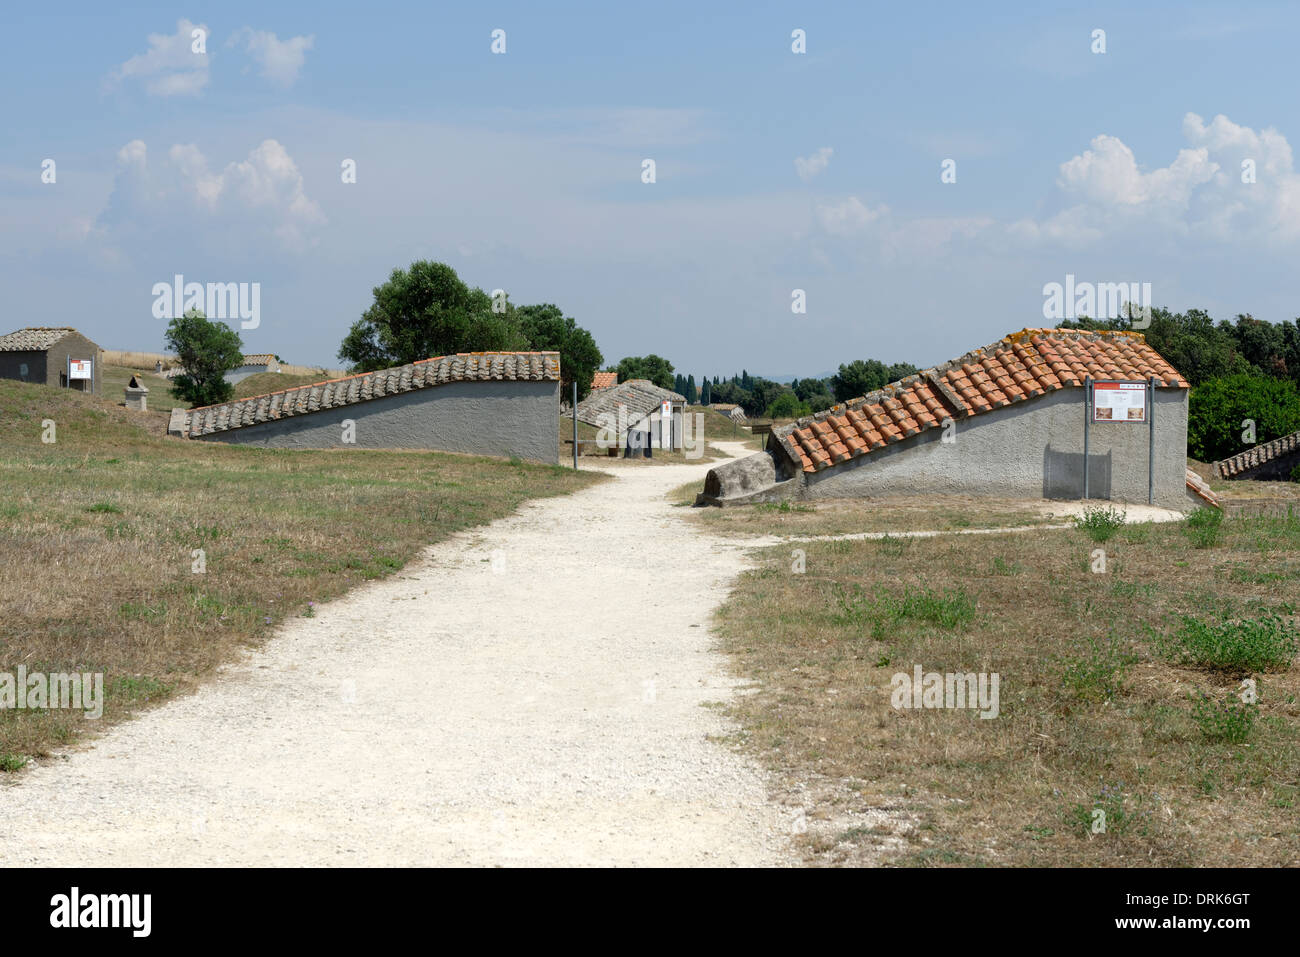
top-left (197, 379), bottom-right (560, 463)
top-left (47, 334), bottom-right (102, 393)
top-left (0, 351), bottom-right (46, 386)
top-left (801, 387), bottom-right (1189, 508)
top-left (224, 365), bottom-right (270, 386)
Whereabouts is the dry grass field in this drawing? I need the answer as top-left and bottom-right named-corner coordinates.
top-left (708, 500), bottom-right (1300, 867)
top-left (0, 379), bottom-right (604, 770)
top-left (232, 370), bottom-right (343, 400)
top-left (101, 349), bottom-right (344, 381)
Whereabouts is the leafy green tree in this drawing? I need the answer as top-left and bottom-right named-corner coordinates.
top-left (1188, 373), bottom-right (1300, 461)
top-left (792, 376), bottom-right (835, 411)
top-left (766, 390), bottom-right (809, 420)
top-left (165, 309), bottom-right (242, 408)
top-left (616, 354), bottom-right (675, 390)
top-left (830, 359), bottom-right (918, 402)
top-left (685, 374), bottom-right (698, 404)
top-left (742, 378), bottom-right (787, 416)
top-left (514, 303), bottom-right (603, 402)
top-left (338, 261), bottom-right (526, 372)
top-left (710, 380), bottom-right (747, 406)
top-left (700, 378), bottom-right (712, 405)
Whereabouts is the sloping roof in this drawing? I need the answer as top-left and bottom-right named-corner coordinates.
top-left (239, 354), bottom-right (277, 366)
top-left (575, 379), bottom-right (684, 429)
top-left (1214, 430), bottom-right (1300, 478)
top-left (776, 328), bottom-right (1189, 474)
top-left (1186, 468), bottom-right (1222, 508)
top-left (590, 371), bottom-right (618, 390)
top-left (0, 327), bottom-right (78, 351)
top-left (182, 352), bottom-right (559, 438)
top-left (710, 402), bottom-right (739, 411)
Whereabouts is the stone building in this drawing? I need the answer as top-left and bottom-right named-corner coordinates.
top-left (699, 328), bottom-right (1200, 510)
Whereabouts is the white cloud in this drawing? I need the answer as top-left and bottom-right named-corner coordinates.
top-left (815, 196), bottom-right (883, 235)
top-left (231, 28), bottom-right (315, 87)
top-left (1057, 134), bottom-right (1217, 207)
top-left (96, 138), bottom-right (325, 255)
top-left (1019, 113), bottom-right (1300, 245)
top-left (109, 19), bottom-right (210, 97)
top-left (795, 146), bottom-right (833, 182)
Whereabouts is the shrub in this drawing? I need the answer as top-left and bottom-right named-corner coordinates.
top-left (1185, 506), bottom-right (1224, 548)
top-left (1073, 505), bottom-right (1126, 542)
top-left (1188, 373), bottom-right (1300, 462)
top-left (1158, 612), bottom-right (1298, 672)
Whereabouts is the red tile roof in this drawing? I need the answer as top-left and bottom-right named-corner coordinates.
top-left (1214, 429), bottom-right (1300, 478)
top-left (591, 371), bottom-right (618, 390)
top-left (777, 329), bottom-right (1188, 474)
top-left (1186, 468), bottom-right (1222, 508)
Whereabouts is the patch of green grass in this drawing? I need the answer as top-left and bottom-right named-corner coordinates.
top-left (1157, 612), bottom-right (1298, 673)
top-left (1073, 505), bottom-right (1126, 543)
top-left (0, 754), bottom-right (28, 773)
top-left (86, 502), bottom-right (122, 514)
top-left (992, 555), bottom-right (1023, 576)
top-left (756, 500), bottom-right (814, 514)
top-left (108, 675), bottom-right (173, 704)
top-left (835, 583), bottom-right (976, 635)
top-left (1067, 784), bottom-right (1151, 838)
top-left (1058, 636), bottom-right (1137, 701)
top-left (1185, 506), bottom-right (1224, 549)
top-left (1190, 693), bottom-right (1257, 743)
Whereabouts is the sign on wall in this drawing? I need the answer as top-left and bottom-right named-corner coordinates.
top-left (1092, 381), bottom-right (1146, 422)
top-left (68, 359), bottom-right (93, 380)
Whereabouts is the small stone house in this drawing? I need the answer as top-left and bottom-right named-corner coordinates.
top-left (0, 327), bottom-right (102, 394)
top-left (699, 328), bottom-right (1199, 509)
top-left (576, 378), bottom-right (686, 450)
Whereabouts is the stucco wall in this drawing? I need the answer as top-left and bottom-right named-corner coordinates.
top-left (797, 387), bottom-right (1189, 508)
top-left (195, 379), bottom-right (560, 463)
top-left (224, 365), bottom-right (272, 386)
top-left (0, 350), bottom-right (46, 386)
top-left (48, 333), bottom-right (102, 394)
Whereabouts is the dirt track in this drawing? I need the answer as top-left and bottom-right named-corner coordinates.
top-left (0, 442), bottom-right (796, 867)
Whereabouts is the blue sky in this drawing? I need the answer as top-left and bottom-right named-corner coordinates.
top-left (3, 1), bottom-right (1299, 377)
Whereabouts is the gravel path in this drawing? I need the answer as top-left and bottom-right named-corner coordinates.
top-left (0, 443), bottom-right (794, 867)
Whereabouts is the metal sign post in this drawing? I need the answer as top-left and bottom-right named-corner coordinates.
top-left (572, 381), bottom-right (578, 470)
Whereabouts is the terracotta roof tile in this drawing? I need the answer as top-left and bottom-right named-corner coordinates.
top-left (775, 328), bottom-right (1188, 474)
top-left (1214, 429), bottom-right (1300, 478)
top-left (0, 327), bottom-right (79, 351)
top-left (590, 371), bottom-right (618, 390)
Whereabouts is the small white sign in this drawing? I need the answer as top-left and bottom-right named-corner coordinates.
top-left (69, 359), bottom-right (93, 380)
top-left (1093, 381), bottom-right (1146, 422)
top-left (661, 399), bottom-right (671, 418)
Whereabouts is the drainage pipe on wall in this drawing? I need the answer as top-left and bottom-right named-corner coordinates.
top-left (1083, 377), bottom-right (1092, 500)
top-left (1148, 375), bottom-right (1156, 505)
